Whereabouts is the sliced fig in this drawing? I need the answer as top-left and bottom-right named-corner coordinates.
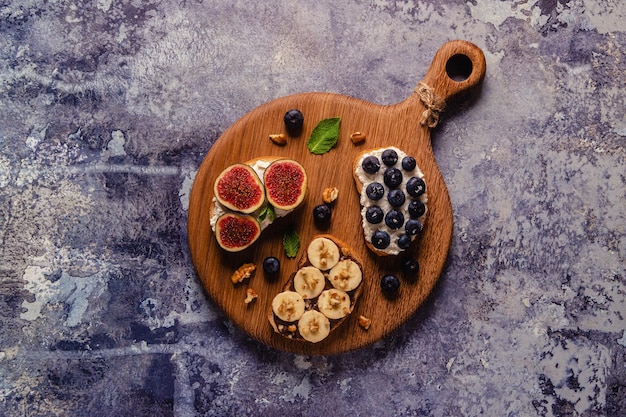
top-left (215, 213), bottom-right (261, 252)
top-left (214, 164), bottom-right (265, 214)
top-left (263, 159), bottom-right (307, 211)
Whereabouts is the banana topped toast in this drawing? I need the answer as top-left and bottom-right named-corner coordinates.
top-left (268, 235), bottom-right (364, 343)
top-left (353, 146), bottom-right (428, 256)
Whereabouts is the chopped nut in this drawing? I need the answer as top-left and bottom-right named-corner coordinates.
top-left (329, 291), bottom-right (346, 306)
top-left (231, 263), bottom-right (256, 284)
top-left (287, 324), bottom-right (297, 333)
top-left (307, 317), bottom-right (320, 333)
top-left (322, 187), bottom-right (339, 204)
top-left (350, 132), bottom-right (366, 144)
top-left (278, 299), bottom-right (297, 315)
top-left (244, 288), bottom-right (258, 304)
top-left (358, 315), bottom-right (371, 330)
top-left (269, 133), bottom-right (287, 145)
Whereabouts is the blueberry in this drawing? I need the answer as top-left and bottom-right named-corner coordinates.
top-left (406, 177), bottom-right (426, 197)
top-left (284, 109), bottom-right (304, 134)
top-left (366, 182), bottom-right (385, 200)
top-left (398, 234), bottom-right (412, 250)
top-left (365, 206), bottom-right (384, 224)
top-left (387, 189), bottom-right (405, 207)
top-left (371, 230), bottom-right (390, 249)
top-left (405, 219), bottom-right (422, 236)
top-left (401, 156), bottom-right (416, 171)
top-left (383, 168), bottom-right (403, 188)
top-left (313, 204), bottom-right (331, 223)
top-left (361, 156), bottom-right (380, 174)
top-left (381, 149), bottom-right (398, 166)
top-left (385, 210), bottom-right (404, 229)
top-left (381, 274), bottom-right (400, 294)
top-left (402, 259), bottom-right (419, 276)
top-left (263, 257), bottom-right (280, 274)
top-left (408, 200), bottom-right (426, 218)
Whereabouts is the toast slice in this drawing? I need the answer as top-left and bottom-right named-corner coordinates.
top-left (210, 157), bottom-right (307, 251)
top-left (268, 234), bottom-right (364, 343)
top-left (353, 146), bottom-right (428, 256)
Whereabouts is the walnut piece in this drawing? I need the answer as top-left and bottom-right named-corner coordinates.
top-left (269, 133), bottom-right (287, 145)
top-left (244, 288), bottom-right (258, 304)
top-left (322, 187), bottom-right (339, 203)
top-left (358, 315), bottom-right (371, 330)
top-left (329, 291), bottom-right (346, 306)
top-left (350, 132), bottom-right (366, 144)
top-left (231, 263), bottom-right (256, 284)
top-left (278, 299), bottom-right (297, 315)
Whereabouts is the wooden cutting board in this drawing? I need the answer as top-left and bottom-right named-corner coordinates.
top-left (188, 40), bottom-right (486, 355)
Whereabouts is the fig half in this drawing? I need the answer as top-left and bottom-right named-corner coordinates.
top-left (263, 159), bottom-right (307, 211)
top-left (214, 164), bottom-right (265, 214)
top-left (215, 213), bottom-right (261, 252)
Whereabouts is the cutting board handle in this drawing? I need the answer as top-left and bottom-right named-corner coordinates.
top-left (417, 40), bottom-right (486, 122)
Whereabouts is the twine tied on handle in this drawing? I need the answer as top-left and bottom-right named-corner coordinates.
top-left (414, 82), bottom-right (446, 128)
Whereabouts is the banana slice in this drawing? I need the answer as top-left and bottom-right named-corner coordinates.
top-left (328, 259), bottom-right (362, 292)
top-left (297, 310), bottom-right (330, 343)
top-left (271, 291), bottom-right (305, 322)
top-left (293, 266), bottom-right (326, 299)
top-left (318, 289), bottom-right (352, 320)
top-left (307, 237), bottom-right (340, 270)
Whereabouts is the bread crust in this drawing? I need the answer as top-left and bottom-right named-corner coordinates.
top-left (352, 149), bottom-right (369, 194)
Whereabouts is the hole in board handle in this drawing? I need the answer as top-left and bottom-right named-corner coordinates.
top-left (445, 54), bottom-right (473, 82)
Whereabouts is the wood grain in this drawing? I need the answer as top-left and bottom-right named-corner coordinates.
top-left (187, 40), bottom-right (486, 355)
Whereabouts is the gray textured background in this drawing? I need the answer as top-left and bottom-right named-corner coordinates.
top-left (1, 1), bottom-right (625, 416)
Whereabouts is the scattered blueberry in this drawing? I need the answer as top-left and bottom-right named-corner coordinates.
top-left (401, 156), bottom-right (416, 171)
top-left (406, 177), bottom-right (426, 197)
top-left (365, 206), bottom-right (384, 224)
top-left (263, 257), bottom-right (281, 274)
top-left (405, 219), bottom-right (422, 236)
top-left (383, 168), bottom-right (403, 188)
top-left (283, 109), bottom-right (304, 135)
top-left (402, 259), bottom-right (420, 276)
top-left (397, 234), bottom-right (412, 249)
top-left (361, 156), bottom-right (381, 174)
top-left (387, 189), bottom-right (405, 207)
top-left (381, 274), bottom-right (400, 294)
top-left (384, 210), bottom-right (404, 229)
top-left (381, 149), bottom-right (398, 166)
top-left (371, 230), bottom-right (391, 249)
top-left (408, 200), bottom-right (426, 218)
top-left (313, 204), bottom-right (331, 223)
top-left (366, 182), bottom-right (385, 200)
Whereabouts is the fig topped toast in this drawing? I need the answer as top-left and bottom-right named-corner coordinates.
top-left (210, 157), bottom-right (308, 251)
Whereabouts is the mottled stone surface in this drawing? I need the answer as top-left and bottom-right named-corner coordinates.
top-left (1, 1), bottom-right (625, 416)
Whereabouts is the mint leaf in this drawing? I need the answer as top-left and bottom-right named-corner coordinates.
top-left (258, 205), bottom-right (275, 223)
top-left (307, 117), bottom-right (341, 155)
top-left (283, 227), bottom-right (300, 258)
